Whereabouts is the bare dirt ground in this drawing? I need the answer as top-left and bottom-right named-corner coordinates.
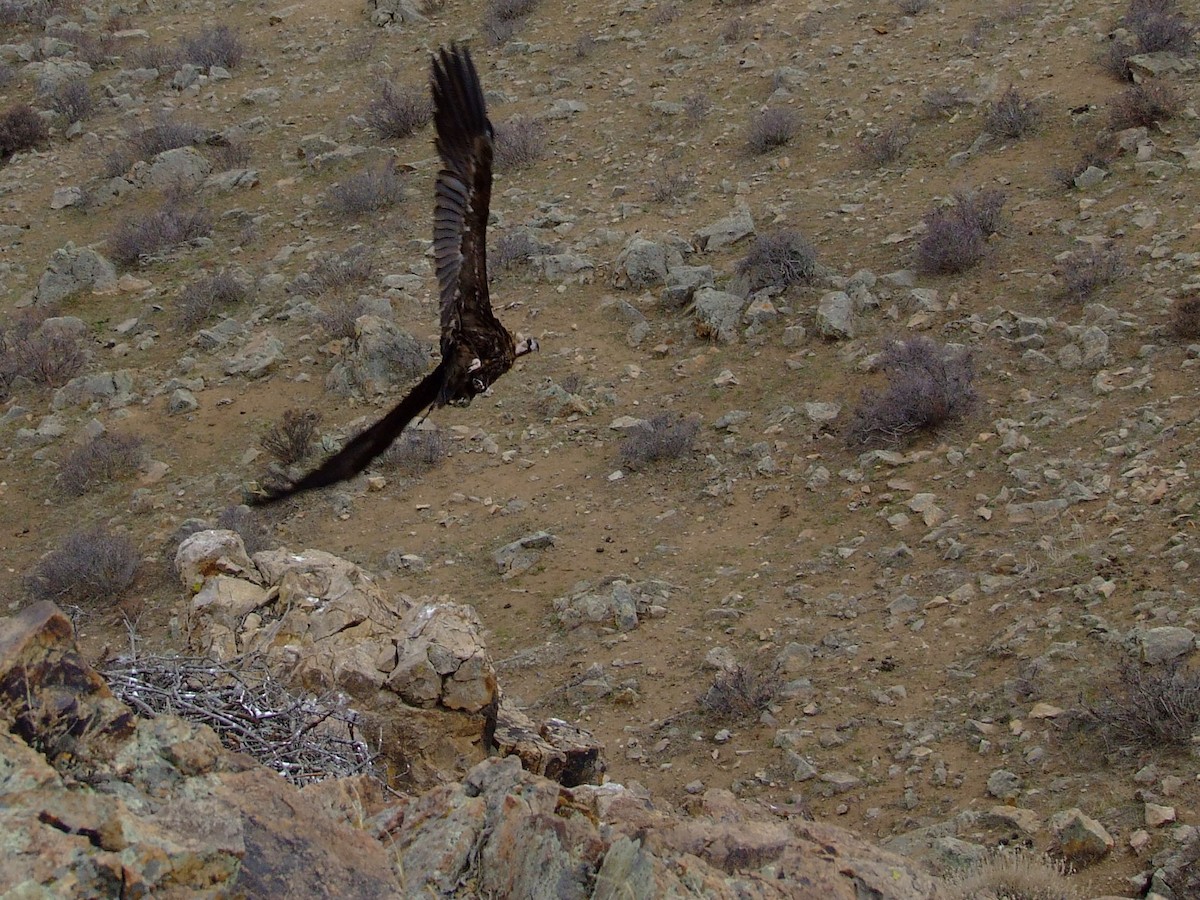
top-left (3, 0), bottom-right (1199, 895)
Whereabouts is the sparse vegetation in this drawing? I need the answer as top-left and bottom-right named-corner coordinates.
top-left (856, 123), bottom-right (911, 167)
top-left (1125, 0), bottom-right (1195, 55)
top-left (490, 230), bottom-right (541, 276)
top-left (483, 0), bottom-right (539, 46)
top-left (314, 293), bottom-right (365, 340)
top-left (46, 77), bottom-right (94, 123)
top-left (845, 337), bottom-right (978, 448)
top-left (57, 430), bottom-right (145, 497)
top-left (682, 92), bottom-right (713, 125)
top-left (0, 314), bottom-right (89, 398)
top-left (261, 409), bottom-right (322, 467)
top-left (366, 80), bottom-right (432, 140)
top-left (178, 25), bottom-right (245, 69)
top-left (984, 85), bottom-right (1042, 139)
top-left (736, 229), bottom-right (816, 290)
top-left (323, 163), bottom-right (405, 219)
top-left (700, 664), bottom-right (776, 723)
top-left (0, 104), bottom-right (49, 163)
top-left (946, 849), bottom-right (1081, 900)
top-left (25, 526), bottom-right (139, 605)
top-left (1108, 80), bottom-right (1182, 129)
top-left (301, 246), bottom-right (376, 297)
top-left (217, 505), bottom-right (275, 555)
top-left (177, 270), bottom-right (253, 328)
top-left (1170, 294), bottom-right (1200, 339)
top-left (895, 0), bottom-right (930, 15)
top-left (107, 199), bottom-right (213, 267)
top-left (919, 87), bottom-right (972, 120)
top-left (915, 187), bottom-right (1006, 275)
top-left (1076, 660), bottom-right (1200, 754)
top-left (1057, 246), bottom-right (1126, 301)
top-left (378, 429), bottom-right (450, 474)
top-left (493, 116), bottom-right (546, 171)
top-left (647, 165), bottom-right (695, 204)
top-left (746, 107), bottom-right (799, 154)
top-left (650, 2), bottom-right (680, 26)
top-left (1050, 142), bottom-right (1114, 190)
top-left (619, 412), bottom-right (700, 469)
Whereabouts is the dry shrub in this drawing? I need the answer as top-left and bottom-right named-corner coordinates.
top-left (647, 166), bottom-right (695, 204)
top-left (1170, 294), bottom-right (1200, 339)
top-left (216, 504), bottom-right (275, 555)
top-left (1108, 80), bottom-right (1182, 129)
top-left (701, 665), bottom-right (776, 723)
top-left (984, 85), bottom-right (1042, 139)
top-left (1050, 142), bottom-right (1115, 190)
top-left (1077, 660), bottom-right (1200, 754)
top-left (915, 187), bottom-right (1006, 275)
top-left (494, 116), bottom-right (546, 171)
top-left (178, 25), bottom-right (245, 69)
top-left (1057, 246), bottom-right (1126, 301)
top-left (375, 331), bottom-right (430, 384)
top-left (919, 87), bottom-right (972, 120)
top-left (0, 104), bottom-right (49, 162)
top-left (261, 408), bottom-right (322, 466)
top-left (131, 42), bottom-right (181, 71)
top-left (366, 80), bottom-right (432, 140)
top-left (379, 429), bottom-right (450, 474)
top-left (130, 118), bottom-right (207, 159)
top-left (483, 0), bottom-right (539, 46)
top-left (0, 316), bottom-right (88, 397)
top-left (324, 163), bottom-right (405, 219)
top-left (946, 849), bottom-right (1081, 900)
top-left (46, 77), bottom-right (94, 123)
top-left (682, 92), bottom-right (713, 125)
top-left (177, 270), bottom-right (253, 328)
top-left (315, 297), bottom-right (371, 340)
top-left (746, 106), bottom-right (799, 154)
top-left (845, 337), bottom-right (978, 449)
top-left (1125, 0), bottom-right (1195, 54)
top-left (302, 245), bottom-right (376, 297)
top-left (895, 0), bottom-right (931, 15)
top-left (650, 1), bottom-right (680, 25)
top-left (107, 200), bottom-right (213, 267)
top-left (490, 230), bottom-right (542, 276)
top-left (736, 229), bottom-right (816, 290)
top-left (619, 412), bottom-right (700, 469)
top-left (211, 140), bottom-right (251, 170)
top-left (57, 431), bottom-right (145, 496)
top-left (25, 526), bottom-right (139, 605)
top-left (856, 123), bottom-right (911, 167)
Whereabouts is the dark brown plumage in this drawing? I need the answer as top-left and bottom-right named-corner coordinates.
top-left (251, 45), bottom-right (537, 506)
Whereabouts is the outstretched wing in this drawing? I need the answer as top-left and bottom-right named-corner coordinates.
top-left (249, 363), bottom-right (445, 507)
top-left (430, 44), bottom-right (495, 357)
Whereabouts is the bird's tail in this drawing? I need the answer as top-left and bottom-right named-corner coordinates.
top-left (249, 362), bottom-right (447, 506)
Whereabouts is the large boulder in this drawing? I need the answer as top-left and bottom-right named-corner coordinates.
top-left (34, 243), bottom-right (117, 305)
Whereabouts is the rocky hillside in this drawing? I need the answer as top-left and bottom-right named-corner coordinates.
top-left (2, 0), bottom-right (1199, 896)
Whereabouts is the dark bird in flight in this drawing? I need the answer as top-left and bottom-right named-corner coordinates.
top-left (251, 45), bottom-right (537, 506)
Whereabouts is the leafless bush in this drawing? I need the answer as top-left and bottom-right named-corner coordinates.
top-left (746, 107), bottom-right (799, 154)
top-left (895, 0), bottom-right (930, 15)
top-left (914, 188), bottom-right (1006, 275)
top-left (918, 87), bottom-right (972, 120)
top-left (177, 270), bottom-right (253, 328)
top-left (25, 526), bottom-right (139, 605)
top-left (650, 1), bottom-right (680, 25)
top-left (216, 505), bottom-right (275, 555)
top-left (1050, 142), bottom-right (1115, 190)
top-left (490, 230), bottom-right (542, 276)
top-left (211, 140), bottom-right (251, 170)
top-left (261, 408), bottom-right (322, 466)
top-left (647, 166), bottom-right (695, 203)
top-left (845, 337), bottom-right (978, 448)
top-left (984, 85), bottom-right (1042, 139)
top-left (1075, 660), bottom-right (1200, 754)
top-left (103, 652), bottom-right (377, 785)
top-left (131, 42), bottom-right (181, 71)
top-left (365, 80), bottom-right (432, 140)
top-left (69, 31), bottom-right (125, 68)
top-left (1125, 0), bottom-right (1195, 54)
top-left (129, 118), bottom-right (207, 160)
top-left (700, 664), bottom-right (776, 723)
top-left (324, 163), bottom-right (405, 219)
top-left (483, 0), bottom-right (539, 46)
top-left (855, 123), bottom-right (911, 167)
top-left (377, 331), bottom-right (430, 383)
top-left (46, 77), bottom-right (94, 123)
top-left (57, 431), bottom-right (145, 496)
top-left (1, 104), bottom-right (49, 162)
top-left (736, 229), bottom-right (816, 290)
top-left (1108, 80), bottom-right (1182, 129)
top-left (378, 429), bottom-right (450, 474)
top-left (302, 245), bottom-right (376, 297)
top-left (494, 116), bottom-right (546, 171)
top-left (0, 63), bottom-right (13, 88)
top-left (0, 315), bottom-right (88, 397)
top-left (1170, 294), bottom-right (1200, 339)
top-left (682, 92), bottom-right (713, 126)
top-left (1058, 246), bottom-right (1126, 301)
top-left (315, 297), bottom-right (370, 340)
top-left (107, 200), bottom-right (213, 267)
top-left (946, 849), bottom-right (1081, 900)
top-left (619, 412), bottom-right (700, 469)
top-left (1100, 38), bottom-right (1139, 80)
top-left (178, 25), bottom-right (245, 69)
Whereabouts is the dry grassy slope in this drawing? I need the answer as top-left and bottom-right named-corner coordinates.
top-left (2, 0), bottom-right (1199, 894)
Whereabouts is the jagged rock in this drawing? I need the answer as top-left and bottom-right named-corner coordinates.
top-left (381, 755), bottom-right (949, 899)
top-left (0, 602), bottom-right (400, 899)
top-left (1126, 51), bottom-right (1196, 82)
top-left (34, 243), bottom-right (117, 305)
top-left (366, 0), bottom-right (427, 26)
top-left (612, 237), bottom-right (673, 288)
top-left (695, 205), bottom-right (754, 251)
top-left (493, 531), bottom-right (556, 578)
top-left (662, 263), bottom-right (715, 307)
top-left (552, 576), bottom-right (672, 632)
top-left (175, 529), bottom-right (260, 592)
top-left (168, 387), bottom-right (199, 414)
top-left (1134, 625), bottom-right (1196, 664)
top-left (142, 147), bottom-right (212, 189)
top-left (693, 287), bottom-right (747, 342)
top-left (1049, 807), bottom-right (1113, 862)
top-left (816, 290), bottom-right (855, 339)
top-left (388, 602), bottom-right (496, 713)
top-left (346, 315), bottom-right (428, 395)
top-left (223, 331), bottom-right (284, 378)
top-left (492, 700), bottom-right (604, 787)
top-left (204, 167), bottom-right (261, 191)
top-left (532, 252), bottom-right (595, 283)
top-left (51, 370), bottom-right (136, 410)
